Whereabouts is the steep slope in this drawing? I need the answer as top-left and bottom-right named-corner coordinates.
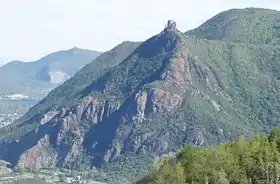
top-left (1, 14), bottom-right (280, 183)
top-left (186, 8), bottom-right (280, 44)
top-left (0, 47), bottom-right (101, 96)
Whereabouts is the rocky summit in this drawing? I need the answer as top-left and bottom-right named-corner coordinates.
top-left (1, 8), bottom-right (280, 183)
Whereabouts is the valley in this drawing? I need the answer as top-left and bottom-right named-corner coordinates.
top-left (0, 94), bottom-right (39, 128)
top-left (0, 167), bottom-right (107, 184)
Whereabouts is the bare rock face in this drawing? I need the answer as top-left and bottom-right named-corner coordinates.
top-left (48, 70), bottom-right (70, 84)
top-left (133, 88), bottom-right (183, 115)
top-left (160, 45), bottom-right (191, 92)
top-left (166, 20), bottom-right (177, 31)
top-left (15, 95), bottom-right (121, 169)
top-left (148, 88), bottom-right (182, 113)
top-left (36, 67), bottom-right (70, 84)
top-left (17, 135), bottom-right (56, 170)
top-left (40, 110), bottom-right (60, 125)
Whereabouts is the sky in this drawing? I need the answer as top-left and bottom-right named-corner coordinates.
top-left (0, 0), bottom-right (280, 64)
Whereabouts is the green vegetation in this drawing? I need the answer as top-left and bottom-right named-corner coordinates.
top-left (186, 8), bottom-right (280, 44)
top-left (137, 127), bottom-right (280, 184)
top-left (184, 37), bottom-right (280, 135)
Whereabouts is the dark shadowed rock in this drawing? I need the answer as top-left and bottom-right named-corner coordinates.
top-left (166, 20), bottom-right (177, 31)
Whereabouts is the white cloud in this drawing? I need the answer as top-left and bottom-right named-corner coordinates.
top-left (0, 0), bottom-right (279, 63)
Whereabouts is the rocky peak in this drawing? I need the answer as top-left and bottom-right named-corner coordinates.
top-left (164, 20), bottom-right (177, 32)
top-left (141, 20), bottom-right (183, 56)
top-left (167, 20), bottom-right (176, 29)
top-left (160, 20), bottom-right (184, 44)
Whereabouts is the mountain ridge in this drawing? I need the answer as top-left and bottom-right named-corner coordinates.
top-left (186, 7), bottom-right (280, 45)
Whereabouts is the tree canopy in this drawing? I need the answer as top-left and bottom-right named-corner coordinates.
top-left (137, 127), bottom-right (280, 184)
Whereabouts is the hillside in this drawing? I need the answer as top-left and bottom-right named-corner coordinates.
top-left (186, 8), bottom-right (280, 44)
top-left (137, 127), bottom-right (280, 184)
top-left (0, 8), bottom-right (280, 183)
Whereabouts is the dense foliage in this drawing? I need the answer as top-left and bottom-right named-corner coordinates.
top-left (137, 127), bottom-right (280, 184)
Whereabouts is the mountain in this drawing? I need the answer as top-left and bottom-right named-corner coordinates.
top-left (0, 47), bottom-right (101, 96)
top-left (1, 8), bottom-right (280, 183)
top-left (186, 8), bottom-right (280, 44)
top-left (0, 48), bottom-right (101, 128)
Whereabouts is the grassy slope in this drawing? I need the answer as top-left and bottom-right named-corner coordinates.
top-left (186, 37), bottom-right (280, 132)
top-left (186, 8), bottom-right (280, 44)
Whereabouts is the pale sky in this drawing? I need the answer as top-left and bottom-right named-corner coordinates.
top-left (0, 0), bottom-right (280, 64)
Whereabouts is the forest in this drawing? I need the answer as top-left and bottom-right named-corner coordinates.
top-left (137, 127), bottom-right (280, 184)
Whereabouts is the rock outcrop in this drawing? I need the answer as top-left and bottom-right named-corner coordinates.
top-left (17, 135), bottom-right (56, 170)
top-left (166, 20), bottom-right (177, 31)
top-left (36, 67), bottom-right (70, 84)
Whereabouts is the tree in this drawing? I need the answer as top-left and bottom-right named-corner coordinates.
top-left (137, 129), bottom-right (280, 184)
top-left (137, 161), bottom-right (185, 184)
top-left (269, 127), bottom-right (280, 149)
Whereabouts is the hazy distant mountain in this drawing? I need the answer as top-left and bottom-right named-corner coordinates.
top-left (0, 47), bottom-right (101, 129)
top-left (0, 47), bottom-right (102, 97)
